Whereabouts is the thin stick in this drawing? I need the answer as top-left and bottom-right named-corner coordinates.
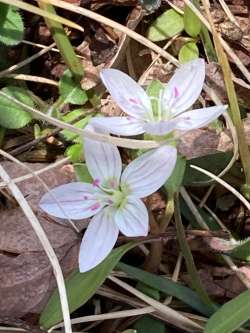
top-left (0, 157), bottom-right (69, 188)
top-left (0, 149), bottom-right (79, 232)
top-left (0, 90), bottom-right (161, 150)
top-left (4, 74), bottom-right (58, 86)
top-left (0, 164), bottom-right (72, 333)
top-left (190, 165), bottom-right (250, 210)
top-left (180, 185), bottom-right (250, 288)
top-left (183, 0), bottom-right (250, 83)
top-left (39, 0), bottom-right (179, 66)
top-left (0, 43), bottom-right (56, 78)
top-left (217, 0), bottom-right (239, 26)
top-left (50, 307), bottom-right (155, 330)
top-left (108, 276), bottom-right (203, 332)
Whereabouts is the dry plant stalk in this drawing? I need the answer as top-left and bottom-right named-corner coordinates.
top-left (0, 165), bottom-right (72, 333)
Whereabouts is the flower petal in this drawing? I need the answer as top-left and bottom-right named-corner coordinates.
top-left (115, 196), bottom-right (148, 237)
top-left (175, 105), bottom-right (227, 131)
top-left (39, 182), bottom-right (103, 219)
top-left (144, 119), bottom-right (180, 135)
top-left (79, 207), bottom-right (119, 272)
top-left (121, 145), bottom-right (177, 198)
top-left (91, 116), bottom-right (145, 136)
top-left (100, 69), bottom-right (151, 119)
top-left (84, 130), bottom-right (122, 187)
top-left (163, 59), bottom-right (205, 115)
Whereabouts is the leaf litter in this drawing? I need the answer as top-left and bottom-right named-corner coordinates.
top-left (0, 0), bottom-right (250, 332)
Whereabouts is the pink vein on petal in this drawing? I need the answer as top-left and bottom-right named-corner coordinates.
top-left (90, 202), bottom-right (101, 211)
top-left (129, 98), bottom-right (139, 104)
top-left (174, 87), bottom-right (179, 98)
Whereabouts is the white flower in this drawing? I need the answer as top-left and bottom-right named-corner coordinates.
top-left (39, 138), bottom-right (177, 272)
top-left (91, 59), bottom-right (227, 136)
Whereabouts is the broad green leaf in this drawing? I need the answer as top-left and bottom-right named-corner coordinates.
top-left (134, 316), bottom-right (165, 333)
top-left (39, 243), bottom-right (136, 329)
top-left (61, 110), bottom-right (91, 142)
top-left (204, 289), bottom-right (250, 333)
top-left (179, 42), bottom-right (199, 63)
top-left (66, 143), bottom-right (83, 162)
top-left (74, 163), bottom-right (92, 183)
top-left (0, 4), bottom-right (24, 45)
top-left (164, 155), bottom-right (186, 195)
top-left (117, 263), bottom-right (217, 316)
top-left (183, 152), bottom-right (233, 185)
top-left (59, 69), bottom-right (88, 105)
top-left (184, 3), bottom-right (202, 37)
top-left (147, 9), bottom-right (184, 42)
top-left (229, 238), bottom-right (250, 261)
top-left (0, 86), bottom-right (33, 129)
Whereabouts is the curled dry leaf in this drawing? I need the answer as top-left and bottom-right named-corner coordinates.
top-left (0, 162), bottom-right (81, 317)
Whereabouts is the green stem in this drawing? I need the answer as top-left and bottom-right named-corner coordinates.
top-left (174, 192), bottom-right (215, 309)
top-left (160, 192), bottom-right (174, 232)
top-left (37, 2), bottom-right (84, 81)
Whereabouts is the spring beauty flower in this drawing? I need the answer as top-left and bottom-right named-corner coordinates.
top-left (90, 59), bottom-right (227, 136)
top-left (39, 138), bottom-right (177, 272)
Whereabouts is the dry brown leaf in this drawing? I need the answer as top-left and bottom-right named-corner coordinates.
top-left (199, 266), bottom-right (246, 299)
top-left (0, 162), bottom-right (81, 317)
top-left (0, 243), bottom-right (79, 316)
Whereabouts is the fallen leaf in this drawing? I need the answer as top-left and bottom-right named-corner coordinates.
top-left (0, 162), bottom-right (81, 317)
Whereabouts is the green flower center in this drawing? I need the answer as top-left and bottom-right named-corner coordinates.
top-left (111, 189), bottom-right (127, 209)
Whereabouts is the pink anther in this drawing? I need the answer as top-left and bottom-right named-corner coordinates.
top-left (92, 178), bottom-right (100, 187)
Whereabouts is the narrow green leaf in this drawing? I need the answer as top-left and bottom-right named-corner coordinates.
top-left (204, 289), bottom-right (250, 333)
top-left (147, 9), bottom-right (184, 42)
top-left (134, 316), bottom-right (165, 333)
top-left (59, 70), bottom-right (88, 105)
top-left (117, 263), bottom-right (217, 316)
top-left (184, 2), bottom-right (202, 37)
top-left (39, 243), bottom-right (136, 329)
top-left (179, 42), bottom-right (199, 63)
top-left (0, 4), bottom-right (24, 45)
top-left (0, 86), bottom-right (33, 129)
top-left (174, 193), bottom-right (214, 308)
